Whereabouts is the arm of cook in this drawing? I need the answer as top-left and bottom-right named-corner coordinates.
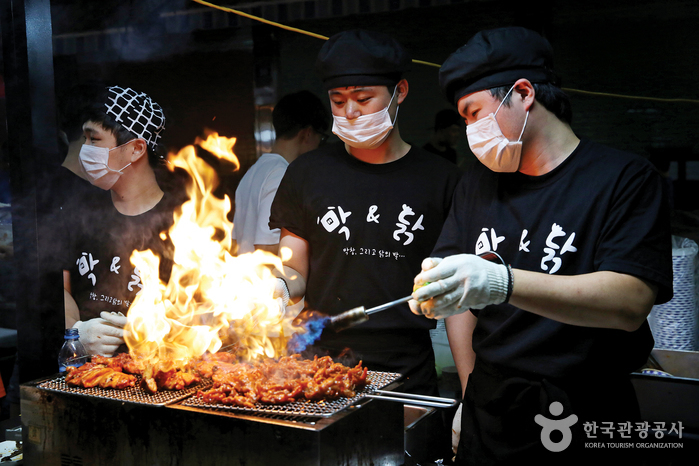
top-left (273, 228), bottom-right (308, 304)
top-left (445, 312), bottom-right (476, 398)
top-left (410, 253), bottom-right (657, 332)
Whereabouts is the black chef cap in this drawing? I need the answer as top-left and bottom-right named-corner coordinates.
top-left (315, 30), bottom-right (411, 90)
top-left (439, 27), bottom-right (558, 106)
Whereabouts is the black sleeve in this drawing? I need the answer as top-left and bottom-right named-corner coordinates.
top-left (595, 160), bottom-right (673, 304)
top-left (269, 160), bottom-right (306, 239)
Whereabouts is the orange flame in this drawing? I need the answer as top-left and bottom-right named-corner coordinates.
top-left (124, 132), bottom-right (298, 368)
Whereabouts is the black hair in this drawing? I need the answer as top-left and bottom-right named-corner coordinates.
top-left (489, 82), bottom-right (573, 124)
top-left (80, 89), bottom-right (166, 167)
top-left (273, 90), bottom-right (331, 140)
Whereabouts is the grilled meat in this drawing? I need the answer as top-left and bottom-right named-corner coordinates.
top-left (65, 362), bottom-right (137, 390)
top-left (196, 354), bottom-right (369, 407)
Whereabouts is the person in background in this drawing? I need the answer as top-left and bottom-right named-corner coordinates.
top-left (409, 27), bottom-right (673, 464)
top-left (63, 85), bottom-right (177, 357)
top-left (232, 90), bottom-right (330, 255)
top-left (422, 108), bottom-right (462, 165)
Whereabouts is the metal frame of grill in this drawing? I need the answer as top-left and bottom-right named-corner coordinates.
top-left (37, 375), bottom-right (212, 406)
top-left (34, 370), bottom-right (401, 416)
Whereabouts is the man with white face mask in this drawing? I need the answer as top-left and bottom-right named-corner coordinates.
top-left (269, 30), bottom-right (460, 404)
top-left (62, 86), bottom-right (177, 357)
top-left (409, 27), bottom-right (672, 463)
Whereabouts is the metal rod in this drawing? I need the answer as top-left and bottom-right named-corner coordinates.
top-left (363, 390), bottom-right (458, 408)
top-left (364, 296), bottom-right (412, 315)
top-left (363, 251), bottom-right (501, 317)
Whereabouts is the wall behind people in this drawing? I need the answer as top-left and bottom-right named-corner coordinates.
top-left (273, 0), bottom-right (699, 173)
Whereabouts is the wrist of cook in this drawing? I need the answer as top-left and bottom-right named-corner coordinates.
top-left (488, 262), bottom-right (514, 305)
top-left (275, 277), bottom-right (290, 306)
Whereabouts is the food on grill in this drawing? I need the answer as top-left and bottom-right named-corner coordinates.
top-left (65, 362), bottom-right (137, 389)
top-left (140, 362), bottom-right (201, 394)
top-left (195, 354), bottom-right (369, 407)
top-left (88, 354), bottom-right (201, 393)
top-left (194, 351), bottom-right (237, 379)
top-left (92, 353), bottom-right (144, 375)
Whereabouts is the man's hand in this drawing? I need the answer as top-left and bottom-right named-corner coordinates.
top-left (73, 311), bottom-right (127, 356)
top-left (409, 254), bottom-right (509, 319)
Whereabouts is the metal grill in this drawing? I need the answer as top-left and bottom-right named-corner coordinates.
top-left (38, 375), bottom-right (212, 406)
top-left (181, 370), bottom-right (402, 418)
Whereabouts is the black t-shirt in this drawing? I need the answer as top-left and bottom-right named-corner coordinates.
top-left (423, 142), bottom-right (457, 165)
top-left (433, 139), bottom-right (673, 378)
top-left (269, 143), bottom-right (460, 393)
top-left (64, 189), bottom-right (177, 322)
top-left (271, 142), bottom-right (460, 329)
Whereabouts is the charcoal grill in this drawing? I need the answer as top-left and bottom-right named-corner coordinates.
top-left (20, 370), bottom-right (407, 465)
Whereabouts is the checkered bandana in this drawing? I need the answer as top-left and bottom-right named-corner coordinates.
top-left (105, 86), bottom-right (165, 150)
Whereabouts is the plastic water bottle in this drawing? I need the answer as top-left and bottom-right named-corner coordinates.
top-left (58, 328), bottom-right (88, 373)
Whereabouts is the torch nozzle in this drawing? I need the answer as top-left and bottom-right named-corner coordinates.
top-left (327, 307), bottom-right (369, 332)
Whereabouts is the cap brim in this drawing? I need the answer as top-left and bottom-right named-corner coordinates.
top-left (323, 73), bottom-right (402, 90)
top-left (451, 68), bottom-right (554, 105)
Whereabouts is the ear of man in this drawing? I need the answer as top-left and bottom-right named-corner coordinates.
top-left (513, 79), bottom-right (536, 112)
top-left (129, 138), bottom-right (149, 163)
top-left (395, 78), bottom-right (409, 105)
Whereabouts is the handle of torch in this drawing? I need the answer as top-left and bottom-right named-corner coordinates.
top-left (363, 295), bottom-right (413, 315)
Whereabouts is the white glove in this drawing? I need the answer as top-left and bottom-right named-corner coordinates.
top-left (452, 403), bottom-right (463, 455)
top-left (273, 277), bottom-right (290, 307)
top-left (409, 254), bottom-right (510, 319)
top-left (73, 311), bottom-right (127, 356)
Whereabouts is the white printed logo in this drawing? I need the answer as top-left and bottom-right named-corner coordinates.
top-left (76, 252), bottom-right (99, 286)
top-left (541, 223), bottom-right (577, 274)
top-left (318, 206), bottom-right (352, 240)
top-left (392, 204), bottom-right (424, 246)
top-left (127, 266), bottom-right (144, 294)
top-left (475, 227), bottom-right (505, 255)
top-left (110, 256), bottom-right (121, 274)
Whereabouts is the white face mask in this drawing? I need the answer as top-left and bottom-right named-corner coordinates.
top-left (466, 84), bottom-right (529, 173)
top-left (331, 87), bottom-right (399, 150)
top-left (79, 141), bottom-right (133, 190)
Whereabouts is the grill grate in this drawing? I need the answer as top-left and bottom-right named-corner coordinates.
top-left (38, 375), bottom-right (212, 407)
top-left (181, 370), bottom-right (401, 418)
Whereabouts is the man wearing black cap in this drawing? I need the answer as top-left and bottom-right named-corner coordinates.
top-left (269, 30), bottom-right (460, 406)
top-left (409, 27), bottom-right (672, 463)
top-left (63, 85), bottom-right (177, 357)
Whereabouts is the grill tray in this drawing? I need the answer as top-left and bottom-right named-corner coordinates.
top-left (38, 375), bottom-right (212, 407)
top-left (181, 370), bottom-right (401, 418)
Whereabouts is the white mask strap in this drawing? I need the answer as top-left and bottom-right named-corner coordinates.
top-left (494, 84), bottom-right (517, 116)
top-left (517, 111), bottom-right (529, 142)
top-left (109, 139), bottom-right (137, 153)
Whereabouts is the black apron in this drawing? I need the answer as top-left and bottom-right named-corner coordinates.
top-left (456, 359), bottom-right (644, 465)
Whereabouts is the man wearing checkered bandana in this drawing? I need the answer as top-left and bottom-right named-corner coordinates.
top-left (63, 86), bottom-right (177, 358)
top-left (104, 86), bottom-right (165, 154)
